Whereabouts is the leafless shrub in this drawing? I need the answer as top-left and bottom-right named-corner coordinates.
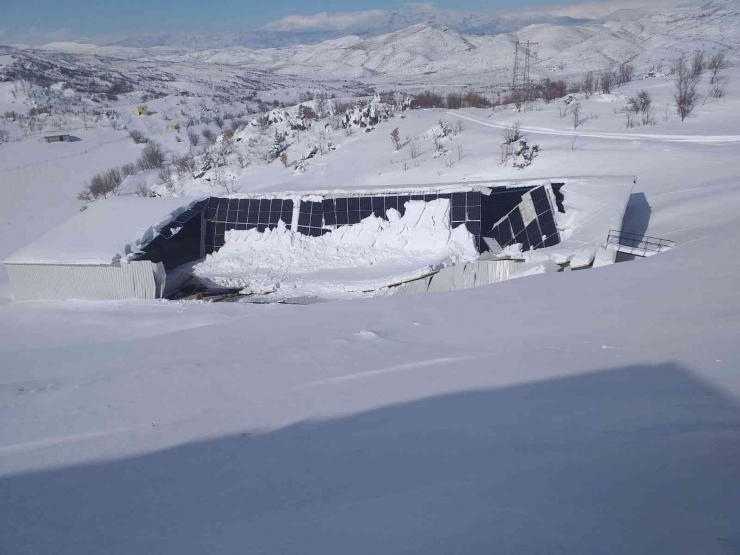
top-left (135, 182), bottom-right (154, 197)
top-left (542, 79), bottom-right (567, 103)
top-left (462, 92), bottom-right (492, 108)
top-left (390, 127), bottom-right (401, 150)
top-left (617, 63), bottom-right (635, 86)
top-left (625, 111), bottom-right (637, 128)
top-left (502, 122), bottom-right (523, 144)
top-left (214, 116), bottom-right (224, 129)
top-left (201, 128), bottom-right (216, 144)
top-left (413, 90), bottom-right (444, 108)
top-left (279, 151), bottom-right (289, 168)
top-left (571, 101), bottom-right (583, 128)
top-left (137, 141), bottom-right (166, 170)
top-left (708, 51), bottom-right (730, 84)
top-left (121, 162), bottom-right (137, 177)
top-left (0, 128), bottom-right (8, 143)
top-left (582, 72), bottom-right (595, 95)
top-left (446, 93), bottom-right (462, 109)
top-left (690, 50), bottom-right (706, 80)
top-left (457, 144), bottom-right (464, 161)
top-left (157, 164), bottom-right (176, 192)
top-left (257, 115), bottom-right (270, 133)
top-left (172, 153), bottom-right (196, 179)
top-left (187, 129), bottom-right (200, 148)
top-left (410, 138), bottom-right (420, 159)
top-left (708, 76), bottom-right (730, 100)
top-left (600, 71), bottom-right (615, 94)
top-left (453, 120), bottom-right (465, 134)
top-left (674, 55), bottom-right (700, 121)
top-left (128, 129), bottom-right (148, 144)
top-left (77, 168), bottom-right (123, 201)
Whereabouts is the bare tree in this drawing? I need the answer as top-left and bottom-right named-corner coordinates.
top-left (708, 51), bottom-right (730, 84)
top-left (617, 63), bottom-right (635, 86)
top-left (214, 115), bottom-right (224, 129)
top-left (128, 130), bottom-right (148, 144)
top-left (390, 127), bottom-right (401, 150)
top-left (690, 50), bottom-right (706, 80)
top-left (279, 151), bottom-right (289, 168)
top-left (583, 71), bottom-right (595, 96)
top-left (600, 71), bottom-right (615, 94)
top-left (77, 168), bottom-right (124, 201)
top-left (201, 128), bottom-right (216, 144)
top-left (187, 129), bottom-right (200, 148)
top-left (137, 142), bottom-right (166, 170)
top-left (571, 101), bottom-right (583, 129)
top-left (674, 55), bottom-right (700, 121)
top-left (502, 122), bottom-right (523, 144)
top-left (410, 138), bottom-right (420, 159)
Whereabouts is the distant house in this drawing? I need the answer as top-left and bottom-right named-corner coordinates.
top-left (44, 134), bottom-right (70, 143)
top-left (134, 105), bottom-right (148, 116)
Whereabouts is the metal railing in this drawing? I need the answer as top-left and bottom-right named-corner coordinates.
top-left (607, 229), bottom-right (675, 257)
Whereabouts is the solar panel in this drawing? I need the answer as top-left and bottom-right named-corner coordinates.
top-left (204, 196), bottom-right (294, 251)
top-left (485, 185), bottom-right (560, 252)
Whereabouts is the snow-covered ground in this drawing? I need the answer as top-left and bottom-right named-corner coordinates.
top-left (1, 19), bottom-right (740, 554)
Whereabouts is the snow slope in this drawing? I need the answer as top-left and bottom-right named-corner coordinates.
top-left (1, 27), bottom-right (740, 555)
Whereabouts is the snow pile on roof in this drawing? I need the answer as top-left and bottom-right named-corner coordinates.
top-left (194, 198), bottom-right (477, 298)
top-left (3, 197), bottom-right (200, 266)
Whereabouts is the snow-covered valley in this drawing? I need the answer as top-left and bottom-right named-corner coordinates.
top-left (1, 3), bottom-right (740, 553)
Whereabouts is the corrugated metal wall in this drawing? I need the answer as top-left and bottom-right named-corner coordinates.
top-left (5, 261), bottom-right (164, 301)
top-left (393, 260), bottom-right (519, 296)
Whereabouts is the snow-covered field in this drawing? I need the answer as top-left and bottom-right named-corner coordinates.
top-left (2, 7), bottom-right (740, 553)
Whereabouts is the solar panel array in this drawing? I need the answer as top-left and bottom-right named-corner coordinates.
top-left (297, 191), bottom-right (482, 249)
top-left (203, 197), bottom-right (294, 254)
top-left (487, 185), bottom-right (560, 252)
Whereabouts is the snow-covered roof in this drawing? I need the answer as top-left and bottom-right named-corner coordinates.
top-left (3, 197), bottom-right (201, 266)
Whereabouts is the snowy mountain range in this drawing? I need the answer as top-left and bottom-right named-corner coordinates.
top-left (2, 1), bottom-right (738, 90)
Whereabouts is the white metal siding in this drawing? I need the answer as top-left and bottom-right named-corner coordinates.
top-left (5, 261), bottom-right (163, 301)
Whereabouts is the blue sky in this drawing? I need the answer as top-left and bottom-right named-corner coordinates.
top-left (1, 0), bottom-right (608, 38)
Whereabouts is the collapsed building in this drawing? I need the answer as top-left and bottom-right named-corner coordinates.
top-left (2, 177), bottom-right (635, 302)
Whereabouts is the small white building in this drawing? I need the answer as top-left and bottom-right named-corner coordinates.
top-left (2, 197), bottom-right (198, 301)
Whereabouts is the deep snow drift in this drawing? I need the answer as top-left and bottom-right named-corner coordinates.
top-left (195, 198), bottom-right (478, 298)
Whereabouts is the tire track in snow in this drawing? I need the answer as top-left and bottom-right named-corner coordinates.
top-left (447, 111), bottom-right (740, 144)
top-left (293, 355), bottom-right (482, 390)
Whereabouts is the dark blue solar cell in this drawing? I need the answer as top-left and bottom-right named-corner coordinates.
top-left (467, 205), bottom-right (481, 220)
top-left (509, 209), bottom-right (525, 236)
top-left (259, 199), bottom-right (270, 212)
top-left (216, 223), bottom-right (226, 235)
top-left (215, 234), bottom-right (224, 246)
top-left (235, 199), bottom-right (247, 211)
top-left (298, 212), bottom-right (310, 226)
top-left (335, 198), bottom-right (348, 211)
top-left (359, 197), bottom-right (372, 210)
top-left (397, 195), bottom-right (410, 208)
top-left (268, 224), bottom-right (278, 231)
top-left (281, 211), bottom-right (293, 224)
top-left (255, 224), bottom-right (267, 233)
top-left (192, 199), bottom-right (208, 212)
top-left (258, 212), bottom-right (269, 224)
top-left (218, 198), bottom-right (229, 209)
top-left (310, 214), bottom-right (323, 227)
top-left (247, 212), bottom-right (258, 224)
top-left (451, 206), bottom-right (467, 222)
top-left (385, 196), bottom-right (398, 211)
top-left (452, 192), bottom-right (466, 205)
top-left (216, 209), bottom-right (227, 222)
top-left (205, 245), bottom-right (215, 255)
top-left (283, 199), bottom-right (294, 212)
top-left (498, 221), bottom-right (513, 246)
top-left (246, 223), bottom-right (257, 230)
top-left (410, 194), bottom-right (424, 201)
top-left (297, 226), bottom-right (309, 235)
top-left (466, 221), bottom-right (481, 236)
top-left (538, 211), bottom-right (558, 237)
top-left (438, 193), bottom-right (451, 200)
top-left (336, 212), bottom-right (349, 225)
top-left (544, 234), bottom-right (560, 247)
top-left (322, 199), bottom-right (335, 213)
top-left (348, 197), bottom-right (360, 211)
top-left (227, 211), bottom-right (238, 223)
top-left (530, 186), bottom-right (547, 204)
top-left (236, 224), bottom-right (247, 231)
top-left (348, 211), bottom-right (361, 224)
top-left (269, 212), bottom-right (280, 224)
top-left (526, 220), bottom-right (542, 248)
top-left (205, 208), bottom-right (217, 220)
top-left (324, 211), bottom-right (336, 225)
top-left (467, 192), bottom-right (481, 206)
top-left (208, 197), bottom-right (220, 208)
top-left (236, 211), bottom-right (248, 223)
top-left (359, 210), bottom-right (372, 220)
top-left (226, 199), bottom-right (238, 210)
top-left (309, 227), bottom-right (323, 237)
top-left (248, 200), bottom-right (259, 212)
top-left (424, 194), bottom-right (437, 202)
top-left (270, 199), bottom-right (281, 212)
top-left (451, 221), bottom-right (464, 229)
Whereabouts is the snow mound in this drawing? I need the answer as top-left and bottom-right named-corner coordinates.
top-left (194, 199), bottom-right (478, 298)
